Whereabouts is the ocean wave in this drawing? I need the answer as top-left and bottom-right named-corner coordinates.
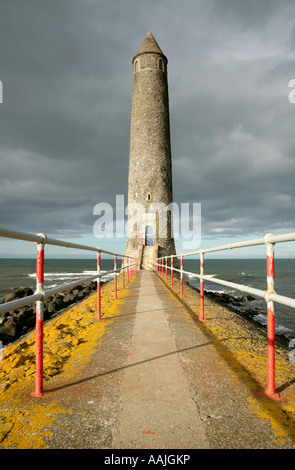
top-left (276, 324), bottom-right (293, 337)
top-left (28, 269), bottom-right (113, 281)
top-left (28, 272), bottom-right (84, 279)
top-left (186, 273), bottom-right (198, 279)
top-left (186, 273), bottom-right (216, 279)
top-left (207, 289), bottom-right (236, 295)
top-left (253, 314), bottom-right (293, 339)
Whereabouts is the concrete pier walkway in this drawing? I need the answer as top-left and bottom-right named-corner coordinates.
top-left (1, 269), bottom-right (295, 449)
top-left (112, 271), bottom-right (209, 448)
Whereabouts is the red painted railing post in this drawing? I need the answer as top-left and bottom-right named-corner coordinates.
top-left (180, 256), bottom-right (184, 299)
top-left (122, 257), bottom-right (125, 289)
top-left (171, 256), bottom-right (173, 290)
top-left (138, 246), bottom-right (142, 272)
top-left (114, 255), bottom-right (117, 299)
top-left (165, 257), bottom-right (168, 283)
top-left (127, 258), bottom-right (130, 283)
top-left (199, 251), bottom-right (207, 322)
top-left (32, 233), bottom-right (46, 397)
top-left (264, 235), bottom-right (276, 397)
top-left (97, 251), bottom-right (101, 320)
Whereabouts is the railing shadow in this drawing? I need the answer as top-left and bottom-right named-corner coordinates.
top-left (276, 378), bottom-right (295, 394)
top-left (101, 305), bottom-right (187, 322)
top-left (46, 342), bottom-right (213, 394)
top-left (161, 277), bottom-right (295, 440)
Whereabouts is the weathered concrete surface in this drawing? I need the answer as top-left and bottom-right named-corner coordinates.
top-left (1, 270), bottom-right (295, 449)
top-left (112, 272), bottom-right (209, 449)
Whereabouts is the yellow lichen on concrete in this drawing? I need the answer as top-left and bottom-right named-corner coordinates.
top-left (163, 273), bottom-right (295, 447)
top-left (0, 400), bottom-right (73, 449)
top-left (0, 276), bottom-right (125, 448)
top-left (246, 396), bottom-right (295, 447)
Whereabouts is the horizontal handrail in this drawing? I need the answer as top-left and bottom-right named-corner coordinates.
top-left (161, 231), bottom-right (295, 259)
top-left (155, 231), bottom-right (295, 400)
top-left (154, 263), bottom-right (295, 311)
top-left (0, 226), bottom-right (141, 397)
top-left (0, 261), bottom-right (138, 316)
top-left (0, 227), bottom-right (135, 259)
top-left (0, 292), bottom-right (43, 313)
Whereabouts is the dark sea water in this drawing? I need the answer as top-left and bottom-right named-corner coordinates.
top-left (0, 257), bottom-right (115, 298)
top-left (0, 258), bottom-right (295, 341)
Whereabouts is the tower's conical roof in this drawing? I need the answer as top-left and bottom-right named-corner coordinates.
top-left (133, 32), bottom-right (166, 60)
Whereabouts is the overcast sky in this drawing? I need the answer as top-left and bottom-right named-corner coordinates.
top-left (1, 0), bottom-right (295, 258)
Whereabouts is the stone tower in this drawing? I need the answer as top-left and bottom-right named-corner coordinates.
top-left (125, 32), bottom-right (177, 264)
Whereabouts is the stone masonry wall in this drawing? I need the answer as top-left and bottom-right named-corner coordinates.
top-left (125, 44), bottom-right (177, 263)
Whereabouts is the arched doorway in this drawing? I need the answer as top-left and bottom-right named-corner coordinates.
top-left (145, 225), bottom-right (153, 246)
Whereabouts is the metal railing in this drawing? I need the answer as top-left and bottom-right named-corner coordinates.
top-left (155, 232), bottom-right (295, 400)
top-left (0, 227), bottom-right (140, 397)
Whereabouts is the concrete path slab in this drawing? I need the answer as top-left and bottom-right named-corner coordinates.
top-left (112, 271), bottom-right (210, 449)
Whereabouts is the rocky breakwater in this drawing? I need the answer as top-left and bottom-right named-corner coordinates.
top-left (204, 290), bottom-right (261, 317)
top-left (202, 289), bottom-right (291, 345)
top-left (0, 281), bottom-right (103, 346)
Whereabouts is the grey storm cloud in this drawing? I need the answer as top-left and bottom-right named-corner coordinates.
top-left (1, 0), bottom-right (295, 250)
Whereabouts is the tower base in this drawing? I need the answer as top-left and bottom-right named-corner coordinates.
top-left (125, 237), bottom-right (179, 270)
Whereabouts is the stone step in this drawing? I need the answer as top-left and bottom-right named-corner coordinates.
top-left (141, 246), bottom-right (155, 270)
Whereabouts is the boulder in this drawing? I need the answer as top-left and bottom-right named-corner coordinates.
top-left (54, 294), bottom-right (66, 309)
top-left (12, 308), bottom-right (34, 327)
top-left (242, 295), bottom-right (255, 302)
top-left (0, 318), bottom-right (17, 342)
top-left (217, 293), bottom-right (232, 303)
top-left (2, 287), bottom-right (34, 303)
top-left (244, 309), bottom-right (259, 316)
top-left (229, 299), bottom-right (241, 306)
top-left (82, 286), bottom-right (92, 296)
top-left (0, 313), bottom-right (8, 325)
top-left (46, 301), bottom-right (57, 314)
top-left (62, 293), bottom-right (75, 306)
